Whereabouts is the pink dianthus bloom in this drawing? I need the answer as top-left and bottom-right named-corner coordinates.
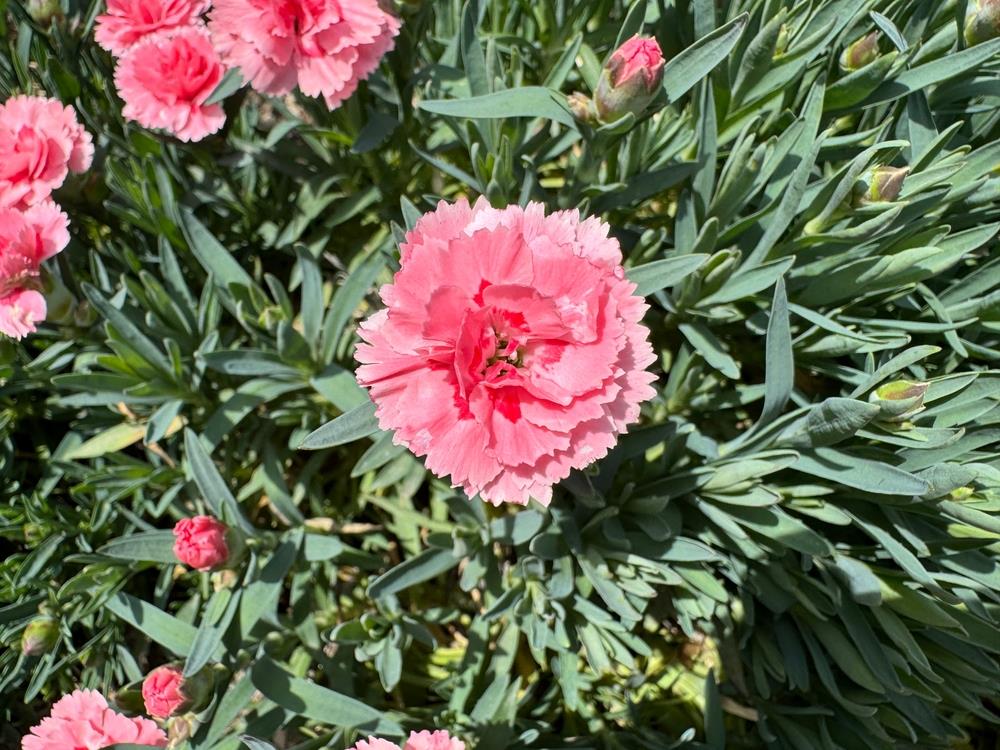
top-left (351, 731), bottom-right (465, 750)
top-left (114, 27), bottom-right (226, 142)
top-left (0, 95), bottom-right (93, 209)
top-left (95, 0), bottom-right (210, 56)
top-left (21, 689), bottom-right (167, 750)
top-left (355, 199), bottom-right (657, 506)
top-left (208, 0), bottom-right (400, 109)
top-left (0, 201), bottom-right (70, 339)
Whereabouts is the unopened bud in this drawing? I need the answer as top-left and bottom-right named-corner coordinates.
top-left (567, 92), bottom-right (597, 124)
top-left (594, 35), bottom-right (665, 122)
top-left (172, 516), bottom-right (245, 572)
top-left (966, 0), bottom-right (1000, 45)
top-left (853, 166), bottom-right (909, 206)
top-left (840, 31), bottom-right (881, 70)
top-left (869, 380), bottom-right (929, 422)
top-left (27, 0), bottom-right (63, 26)
top-left (21, 617), bottom-right (59, 656)
top-left (142, 663), bottom-right (214, 719)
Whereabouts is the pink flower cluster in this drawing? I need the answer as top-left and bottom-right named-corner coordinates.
top-left (355, 199), bottom-right (657, 506)
top-left (352, 730), bottom-right (465, 750)
top-left (0, 96), bottom-right (91, 339)
top-left (21, 690), bottom-right (166, 750)
top-left (97, 0), bottom-right (226, 142)
top-left (95, 0), bottom-right (400, 135)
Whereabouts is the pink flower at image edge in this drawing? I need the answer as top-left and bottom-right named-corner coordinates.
top-left (352, 730), bottom-right (466, 750)
top-left (0, 201), bottom-right (70, 339)
top-left (114, 27), bottom-right (226, 142)
top-left (95, 0), bottom-right (211, 56)
top-left (21, 689), bottom-right (166, 750)
top-left (355, 199), bottom-right (657, 506)
top-left (209, 0), bottom-right (400, 109)
top-left (173, 515), bottom-right (230, 570)
top-left (0, 95), bottom-right (93, 209)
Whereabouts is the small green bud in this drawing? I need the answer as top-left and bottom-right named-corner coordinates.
top-left (965, 0), bottom-right (1000, 45)
top-left (869, 380), bottom-right (929, 422)
top-left (567, 92), bottom-right (597, 124)
top-left (21, 617), bottom-right (59, 656)
top-left (774, 24), bottom-right (790, 57)
top-left (840, 31), bottom-right (881, 70)
top-left (43, 271), bottom-right (75, 325)
top-left (853, 165), bottom-right (909, 206)
top-left (27, 0), bottom-right (63, 26)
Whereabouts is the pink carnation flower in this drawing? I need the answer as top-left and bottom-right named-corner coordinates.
top-left (355, 199), bottom-right (657, 506)
top-left (208, 0), bottom-right (400, 109)
top-left (114, 27), bottom-right (226, 142)
top-left (351, 731), bottom-right (465, 750)
top-left (95, 0), bottom-right (210, 56)
top-left (173, 515), bottom-right (231, 570)
top-left (0, 95), bottom-right (93, 208)
top-left (0, 201), bottom-right (70, 339)
top-left (21, 689), bottom-right (167, 750)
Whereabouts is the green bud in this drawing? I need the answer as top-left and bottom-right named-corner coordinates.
top-left (853, 165), bottom-right (909, 206)
top-left (774, 24), bottom-right (790, 57)
top-left (965, 0), bottom-right (1000, 45)
top-left (840, 31), bottom-right (881, 70)
top-left (22, 617), bottom-right (59, 656)
top-left (43, 271), bottom-right (75, 325)
top-left (567, 92), bottom-right (597, 124)
top-left (869, 380), bottom-right (929, 422)
top-left (27, 0), bottom-right (63, 26)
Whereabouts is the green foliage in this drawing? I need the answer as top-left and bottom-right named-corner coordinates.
top-left (2, 0), bottom-right (999, 749)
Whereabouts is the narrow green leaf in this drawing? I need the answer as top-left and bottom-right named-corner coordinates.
top-left (627, 254), bottom-right (708, 296)
top-left (299, 401), bottom-right (379, 450)
top-left (251, 656), bottom-right (402, 735)
top-left (663, 13), bottom-right (749, 103)
top-left (367, 547), bottom-right (461, 599)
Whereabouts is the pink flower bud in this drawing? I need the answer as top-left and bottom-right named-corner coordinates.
top-left (141, 664), bottom-right (213, 719)
top-left (172, 516), bottom-right (235, 571)
top-left (595, 35), bottom-right (665, 121)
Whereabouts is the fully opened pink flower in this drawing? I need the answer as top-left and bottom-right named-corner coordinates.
top-left (351, 730), bottom-right (465, 750)
top-left (0, 201), bottom-right (70, 339)
top-left (114, 27), bottom-right (226, 142)
top-left (95, 0), bottom-right (210, 55)
top-left (208, 0), bottom-right (400, 109)
top-left (21, 689), bottom-right (166, 750)
top-left (173, 515), bottom-right (231, 570)
top-left (0, 95), bottom-right (93, 208)
top-left (355, 199), bottom-right (657, 506)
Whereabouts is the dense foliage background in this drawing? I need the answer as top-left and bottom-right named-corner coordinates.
top-left (2, 0), bottom-right (1000, 748)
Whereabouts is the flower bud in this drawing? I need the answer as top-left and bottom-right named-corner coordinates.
top-left (869, 380), bottom-right (929, 422)
top-left (567, 92), bottom-right (597, 124)
top-left (853, 166), bottom-right (909, 206)
top-left (27, 0), bottom-right (63, 26)
top-left (966, 0), bottom-right (1000, 45)
top-left (21, 617), bottom-right (59, 656)
top-left (141, 663), bottom-right (214, 719)
top-left (840, 31), bottom-right (880, 70)
top-left (172, 516), bottom-right (244, 571)
top-left (594, 35), bottom-right (665, 122)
